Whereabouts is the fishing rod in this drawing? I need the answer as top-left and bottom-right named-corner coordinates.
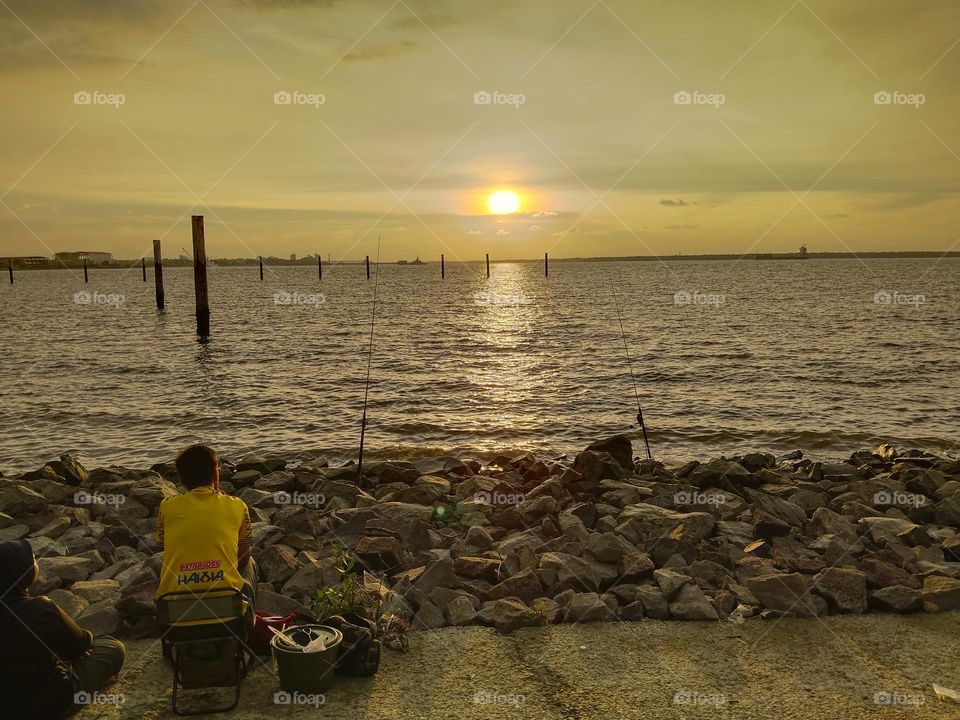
top-left (612, 287), bottom-right (653, 460)
top-left (357, 237), bottom-right (381, 480)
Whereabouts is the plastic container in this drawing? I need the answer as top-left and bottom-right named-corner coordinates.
top-left (271, 624), bottom-right (343, 694)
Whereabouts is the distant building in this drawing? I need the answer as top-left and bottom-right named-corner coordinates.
top-left (0, 256), bottom-right (48, 267)
top-left (799, 245), bottom-right (808, 258)
top-left (54, 251), bottom-right (113, 265)
top-left (290, 253), bottom-right (297, 262)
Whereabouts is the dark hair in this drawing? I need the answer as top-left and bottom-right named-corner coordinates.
top-left (175, 444), bottom-right (218, 489)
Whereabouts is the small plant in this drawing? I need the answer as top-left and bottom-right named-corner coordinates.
top-left (308, 541), bottom-right (378, 620)
top-left (527, 598), bottom-right (554, 626)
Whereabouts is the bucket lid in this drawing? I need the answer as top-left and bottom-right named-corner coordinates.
top-left (271, 624), bottom-right (342, 651)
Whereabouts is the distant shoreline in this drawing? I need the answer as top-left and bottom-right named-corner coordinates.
top-left (4, 250), bottom-right (959, 270)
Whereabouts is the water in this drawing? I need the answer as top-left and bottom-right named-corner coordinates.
top-left (1, 259), bottom-right (957, 472)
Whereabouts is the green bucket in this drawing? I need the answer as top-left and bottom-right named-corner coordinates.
top-left (271, 624), bottom-right (343, 695)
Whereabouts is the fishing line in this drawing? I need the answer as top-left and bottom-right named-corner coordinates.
top-left (612, 286), bottom-right (653, 460)
top-left (357, 236), bottom-right (381, 479)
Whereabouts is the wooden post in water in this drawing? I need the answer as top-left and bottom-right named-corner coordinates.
top-left (318, 255), bottom-right (322, 280)
top-left (7, 259), bottom-right (12, 284)
top-left (258, 256), bottom-right (264, 281)
top-left (545, 252), bottom-right (549, 278)
top-left (485, 253), bottom-right (490, 278)
top-left (192, 215), bottom-right (210, 336)
top-left (365, 255), bottom-right (370, 280)
top-left (441, 254), bottom-right (445, 279)
top-left (152, 240), bottom-right (165, 310)
top-left (83, 259), bottom-right (88, 283)
top-left (141, 257), bottom-right (146, 281)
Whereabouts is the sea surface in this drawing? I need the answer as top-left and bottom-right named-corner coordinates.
top-left (1, 258), bottom-right (957, 473)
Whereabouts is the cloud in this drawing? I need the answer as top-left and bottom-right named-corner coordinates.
top-left (344, 40), bottom-right (418, 62)
top-left (659, 199), bottom-right (698, 207)
top-left (529, 225), bottom-right (542, 231)
top-left (531, 210), bottom-right (559, 217)
top-left (496, 227), bottom-right (509, 236)
top-left (466, 230), bottom-right (481, 235)
top-left (663, 224), bottom-right (699, 230)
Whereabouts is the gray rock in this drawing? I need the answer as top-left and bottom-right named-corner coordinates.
top-left (0, 483), bottom-right (47, 515)
top-left (445, 596), bottom-right (477, 626)
top-left (585, 532), bottom-right (637, 563)
top-left (746, 572), bottom-right (818, 617)
top-left (70, 579), bottom-right (120, 604)
top-left (563, 592), bottom-right (616, 623)
top-left (488, 568), bottom-right (542, 603)
top-left (37, 556), bottom-right (97, 584)
top-left (921, 576), bottom-right (960, 612)
top-left (49, 589), bottom-right (89, 618)
top-left (654, 568), bottom-right (692, 601)
top-left (412, 600), bottom-right (446, 630)
top-left (869, 585), bottom-right (923, 613)
top-left (583, 435), bottom-right (633, 473)
top-left (77, 600), bottom-right (121, 635)
top-left (281, 556), bottom-right (340, 599)
top-left (413, 558), bottom-right (461, 594)
top-left (668, 583), bottom-right (719, 621)
top-left (491, 598), bottom-right (536, 633)
top-left (812, 568), bottom-right (867, 613)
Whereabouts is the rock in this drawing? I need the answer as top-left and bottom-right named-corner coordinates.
top-left (573, 451), bottom-right (627, 485)
top-left (256, 589), bottom-right (314, 617)
top-left (230, 469), bottom-right (262, 487)
top-left (445, 596), bottom-right (477, 626)
top-left (752, 511), bottom-right (791, 539)
top-left (668, 583), bottom-right (719, 621)
top-left (748, 490), bottom-right (807, 527)
top-left (257, 545), bottom-right (299, 584)
top-left (935, 496), bottom-right (960, 527)
top-left (37, 556), bottom-right (97, 584)
top-left (869, 585), bottom-right (923, 613)
top-left (464, 525), bottom-right (495, 551)
top-left (0, 524), bottom-right (29, 541)
top-left (583, 435), bottom-right (633, 473)
top-left (809, 507), bottom-right (858, 540)
top-left (618, 552), bottom-right (655, 582)
top-left (70, 579), bottom-right (120, 604)
top-left (489, 569), bottom-right (542, 603)
top-left (116, 580), bottom-right (158, 616)
top-left (51, 454), bottom-right (89, 486)
top-left (453, 556), bottom-right (501, 583)
top-left (654, 568), bottom-right (692, 601)
top-left (746, 572), bottom-right (818, 617)
top-left (586, 532), bottom-right (637, 563)
top-left (921, 576), bottom-right (960, 612)
top-left (541, 553), bottom-right (601, 593)
top-left (859, 517), bottom-right (919, 545)
top-left (412, 601), bottom-right (446, 630)
top-left (354, 536), bottom-right (404, 571)
top-left (237, 454), bottom-right (285, 473)
top-left (668, 512), bottom-right (716, 543)
top-left (812, 568), bottom-right (867, 613)
top-left (77, 600), bottom-right (121, 635)
top-left (637, 585), bottom-right (670, 620)
top-left (620, 600), bottom-right (645, 621)
top-left (491, 599), bottom-right (536, 633)
top-left (689, 459), bottom-right (750, 489)
top-left (0, 483), bottom-right (47, 515)
top-left (281, 556), bottom-right (340, 599)
top-left (49, 589), bottom-right (89, 618)
top-left (563, 592), bottom-right (616, 623)
top-left (858, 557), bottom-right (920, 589)
top-left (413, 558), bottom-right (461, 594)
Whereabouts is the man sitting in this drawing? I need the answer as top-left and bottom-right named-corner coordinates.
top-left (156, 444), bottom-right (258, 639)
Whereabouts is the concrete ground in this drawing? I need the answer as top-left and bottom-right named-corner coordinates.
top-left (77, 613), bottom-right (960, 719)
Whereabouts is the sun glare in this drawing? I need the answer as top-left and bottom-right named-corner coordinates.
top-left (488, 190), bottom-right (520, 214)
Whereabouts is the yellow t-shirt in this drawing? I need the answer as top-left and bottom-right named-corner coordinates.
top-left (156, 486), bottom-right (253, 603)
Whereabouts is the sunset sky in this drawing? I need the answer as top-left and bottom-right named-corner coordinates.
top-left (0, 0), bottom-right (957, 261)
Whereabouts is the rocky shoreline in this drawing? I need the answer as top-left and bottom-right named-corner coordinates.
top-left (1, 437), bottom-right (959, 639)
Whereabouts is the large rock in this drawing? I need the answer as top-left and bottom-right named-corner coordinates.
top-left (563, 592), bottom-right (616, 623)
top-left (618, 552), bottom-right (655, 582)
top-left (77, 600), bottom-right (121, 635)
top-left (748, 490), bottom-right (807, 527)
top-left (746, 572), bottom-right (818, 617)
top-left (583, 436), bottom-right (633, 473)
top-left (70, 579), bottom-right (120, 604)
top-left (37, 556), bottom-right (97, 584)
top-left (869, 585), bottom-right (923, 613)
top-left (0, 483), bottom-right (47, 515)
top-left (654, 568), bottom-right (692, 601)
top-left (586, 532), bottom-right (637, 563)
top-left (921, 576), bottom-right (960, 612)
top-left (257, 545), bottom-right (298, 584)
top-left (281, 556), bottom-right (340, 598)
top-left (354, 536), bottom-right (404, 571)
top-left (445, 596), bottom-right (477, 626)
top-left (668, 583), bottom-right (719, 621)
top-left (413, 558), bottom-right (461, 594)
top-left (488, 568), bottom-right (542, 603)
top-left (491, 599), bottom-right (536, 633)
top-left (812, 568), bottom-right (867, 613)
top-left (453, 556), bottom-right (501, 583)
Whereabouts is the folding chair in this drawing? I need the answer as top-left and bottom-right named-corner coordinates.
top-left (156, 587), bottom-right (247, 716)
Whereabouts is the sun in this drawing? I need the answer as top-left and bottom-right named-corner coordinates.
top-left (488, 189), bottom-right (521, 214)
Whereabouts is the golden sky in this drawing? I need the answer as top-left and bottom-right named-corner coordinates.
top-left (0, 0), bottom-right (957, 261)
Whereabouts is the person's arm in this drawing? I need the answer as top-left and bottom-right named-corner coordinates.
top-left (237, 502), bottom-right (253, 569)
top-left (33, 597), bottom-right (93, 661)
